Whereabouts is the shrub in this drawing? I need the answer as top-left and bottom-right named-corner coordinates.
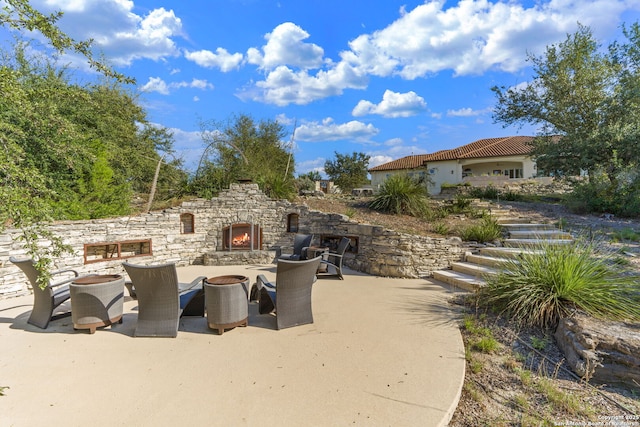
top-left (565, 173), bottom-right (640, 218)
top-left (432, 221), bottom-right (451, 235)
top-left (446, 194), bottom-right (472, 214)
top-left (469, 185), bottom-right (500, 200)
top-left (610, 228), bottom-right (640, 243)
top-left (459, 216), bottom-right (502, 243)
top-left (478, 238), bottom-right (640, 328)
top-left (500, 191), bottom-right (524, 201)
top-left (368, 174), bottom-right (429, 216)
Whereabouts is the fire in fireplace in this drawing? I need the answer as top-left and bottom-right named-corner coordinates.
top-left (222, 223), bottom-right (262, 251)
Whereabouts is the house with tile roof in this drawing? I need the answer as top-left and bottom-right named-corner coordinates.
top-left (369, 136), bottom-right (540, 195)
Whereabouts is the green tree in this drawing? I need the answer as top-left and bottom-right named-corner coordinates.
top-left (1, 44), bottom-right (183, 219)
top-left (491, 23), bottom-right (640, 214)
top-left (324, 152), bottom-right (370, 193)
top-left (298, 171), bottom-right (322, 182)
top-left (0, 0), bottom-right (138, 286)
top-left (193, 114), bottom-right (295, 199)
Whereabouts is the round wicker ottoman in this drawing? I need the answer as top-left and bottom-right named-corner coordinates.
top-left (204, 275), bottom-right (249, 335)
top-left (70, 275), bottom-right (125, 334)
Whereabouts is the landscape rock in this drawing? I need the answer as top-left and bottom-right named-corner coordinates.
top-left (554, 313), bottom-right (640, 389)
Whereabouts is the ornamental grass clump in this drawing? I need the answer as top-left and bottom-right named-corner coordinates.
top-left (368, 174), bottom-right (429, 216)
top-left (459, 216), bottom-right (503, 243)
top-left (478, 238), bottom-right (640, 329)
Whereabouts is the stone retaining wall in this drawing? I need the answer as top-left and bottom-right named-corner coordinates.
top-left (0, 184), bottom-right (463, 298)
top-left (439, 177), bottom-right (574, 198)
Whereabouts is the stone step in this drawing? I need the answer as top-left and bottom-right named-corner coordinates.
top-left (503, 238), bottom-right (573, 248)
top-left (465, 253), bottom-right (512, 268)
top-left (432, 270), bottom-right (485, 292)
top-left (501, 223), bottom-right (556, 231)
top-left (450, 261), bottom-right (498, 277)
top-left (432, 211), bottom-right (575, 293)
top-left (508, 230), bottom-right (573, 239)
top-left (495, 217), bottom-right (532, 224)
top-left (487, 212), bottom-right (513, 219)
top-left (478, 247), bottom-right (542, 258)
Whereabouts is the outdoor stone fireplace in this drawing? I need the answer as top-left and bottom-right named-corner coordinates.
top-left (0, 183), bottom-right (466, 297)
top-left (222, 223), bottom-right (262, 251)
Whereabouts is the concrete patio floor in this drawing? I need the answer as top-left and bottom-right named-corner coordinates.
top-left (0, 264), bottom-right (467, 427)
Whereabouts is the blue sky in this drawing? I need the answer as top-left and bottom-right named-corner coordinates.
top-left (4, 0), bottom-right (640, 176)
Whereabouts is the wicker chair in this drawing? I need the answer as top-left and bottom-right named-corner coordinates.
top-left (277, 233), bottom-right (313, 261)
top-left (318, 236), bottom-right (351, 280)
top-left (10, 256), bottom-right (85, 329)
top-left (254, 256), bottom-right (321, 330)
top-left (122, 262), bottom-right (206, 337)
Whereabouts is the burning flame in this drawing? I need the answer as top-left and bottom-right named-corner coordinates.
top-left (232, 232), bottom-right (251, 246)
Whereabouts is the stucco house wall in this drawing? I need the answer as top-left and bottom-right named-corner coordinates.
top-left (369, 136), bottom-right (543, 195)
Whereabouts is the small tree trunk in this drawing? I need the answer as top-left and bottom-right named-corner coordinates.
top-left (146, 155), bottom-right (165, 213)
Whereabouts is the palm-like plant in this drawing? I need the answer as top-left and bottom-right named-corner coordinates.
top-left (479, 238), bottom-right (640, 329)
top-left (368, 174), bottom-right (429, 216)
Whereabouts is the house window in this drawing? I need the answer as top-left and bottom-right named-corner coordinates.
top-left (504, 169), bottom-right (523, 178)
top-left (287, 213), bottom-right (299, 233)
top-left (180, 213), bottom-right (195, 234)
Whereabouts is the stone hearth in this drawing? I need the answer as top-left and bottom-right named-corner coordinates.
top-left (203, 250), bottom-right (276, 266)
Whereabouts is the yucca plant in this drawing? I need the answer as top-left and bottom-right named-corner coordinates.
top-left (479, 238), bottom-right (640, 329)
top-left (368, 174), bottom-right (429, 216)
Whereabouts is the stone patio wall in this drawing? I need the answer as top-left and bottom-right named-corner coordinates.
top-left (0, 184), bottom-right (463, 298)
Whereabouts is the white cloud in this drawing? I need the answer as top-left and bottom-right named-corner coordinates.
top-left (244, 62), bottom-right (367, 106)
top-left (141, 77), bottom-right (214, 94)
top-left (295, 118), bottom-right (379, 142)
top-left (246, 22), bottom-right (324, 70)
top-left (245, 1), bottom-right (639, 106)
top-left (185, 78), bottom-right (214, 90)
top-left (368, 155), bottom-right (394, 169)
top-left (240, 22), bottom-right (370, 105)
top-left (447, 107), bottom-right (491, 117)
top-left (352, 90), bottom-right (427, 117)
top-left (185, 48), bottom-right (244, 72)
top-left (342, 0), bottom-right (638, 79)
top-left (296, 158), bottom-right (327, 176)
top-left (367, 143), bottom-right (428, 169)
top-left (31, 1), bottom-right (184, 66)
top-left (141, 77), bottom-right (170, 95)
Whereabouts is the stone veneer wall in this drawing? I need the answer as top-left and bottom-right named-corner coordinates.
top-left (0, 184), bottom-right (463, 298)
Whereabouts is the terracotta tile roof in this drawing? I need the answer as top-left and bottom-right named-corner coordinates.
top-left (369, 136), bottom-right (536, 172)
top-left (367, 154), bottom-right (433, 171)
